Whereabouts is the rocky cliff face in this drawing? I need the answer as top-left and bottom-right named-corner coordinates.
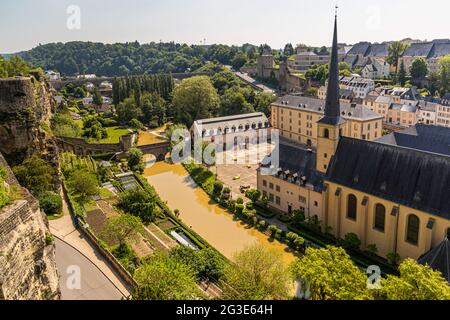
top-left (0, 153), bottom-right (60, 300)
top-left (0, 75), bottom-right (58, 165)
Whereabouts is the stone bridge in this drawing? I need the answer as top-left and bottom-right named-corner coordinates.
top-left (50, 72), bottom-right (213, 90)
top-left (137, 142), bottom-right (171, 161)
top-left (56, 135), bottom-right (170, 161)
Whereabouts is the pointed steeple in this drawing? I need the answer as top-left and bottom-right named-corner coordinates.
top-left (319, 9), bottom-right (344, 125)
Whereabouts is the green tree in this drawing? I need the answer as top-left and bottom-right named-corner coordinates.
top-left (222, 244), bottom-right (292, 300)
top-left (116, 96), bottom-right (143, 125)
top-left (127, 148), bottom-right (144, 173)
top-left (283, 43), bottom-right (295, 57)
top-left (129, 118), bottom-right (143, 131)
top-left (398, 60), bottom-right (407, 86)
top-left (438, 54), bottom-right (450, 95)
top-left (141, 93), bottom-right (167, 127)
top-left (13, 156), bottom-right (56, 195)
top-left (387, 41), bottom-right (409, 73)
top-left (219, 89), bottom-right (254, 116)
top-left (92, 87), bottom-right (103, 105)
top-left (231, 52), bottom-right (248, 70)
top-left (211, 70), bottom-right (240, 94)
top-left (410, 58), bottom-right (428, 81)
top-left (82, 116), bottom-right (107, 140)
top-left (290, 246), bottom-right (372, 300)
top-left (169, 246), bottom-right (225, 281)
top-left (133, 253), bottom-right (203, 300)
top-left (172, 76), bottom-right (220, 127)
top-left (100, 214), bottom-right (144, 246)
top-left (116, 188), bottom-right (156, 224)
top-left (378, 259), bottom-right (450, 300)
top-left (67, 169), bottom-right (99, 205)
top-left (37, 191), bottom-right (62, 216)
top-left (51, 110), bottom-right (82, 138)
top-left (254, 92), bottom-right (276, 117)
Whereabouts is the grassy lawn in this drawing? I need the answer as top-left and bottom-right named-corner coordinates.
top-left (99, 187), bottom-right (115, 200)
top-left (84, 200), bottom-right (99, 212)
top-left (97, 127), bottom-right (131, 144)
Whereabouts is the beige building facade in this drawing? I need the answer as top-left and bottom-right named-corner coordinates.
top-left (271, 96), bottom-right (383, 147)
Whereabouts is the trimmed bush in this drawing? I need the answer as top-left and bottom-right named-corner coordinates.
top-left (213, 181), bottom-right (224, 195)
top-left (235, 204), bottom-right (244, 215)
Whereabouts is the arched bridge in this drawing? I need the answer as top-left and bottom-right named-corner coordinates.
top-left (137, 142), bottom-right (171, 161)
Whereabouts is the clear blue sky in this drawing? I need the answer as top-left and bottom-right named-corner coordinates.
top-left (1, 0), bottom-right (449, 53)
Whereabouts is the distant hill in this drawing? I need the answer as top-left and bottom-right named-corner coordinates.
top-left (17, 41), bottom-right (260, 77)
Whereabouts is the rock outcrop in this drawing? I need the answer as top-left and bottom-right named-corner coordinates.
top-left (0, 75), bottom-right (58, 165)
top-left (0, 153), bottom-right (60, 300)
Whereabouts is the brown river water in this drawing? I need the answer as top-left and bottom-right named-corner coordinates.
top-left (144, 161), bottom-right (298, 264)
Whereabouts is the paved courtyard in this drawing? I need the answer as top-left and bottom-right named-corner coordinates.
top-left (214, 142), bottom-right (275, 196)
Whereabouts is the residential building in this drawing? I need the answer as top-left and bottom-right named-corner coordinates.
top-left (287, 49), bottom-right (330, 72)
top-left (344, 42), bottom-right (389, 70)
top-left (417, 101), bottom-right (438, 125)
top-left (361, 57), bottom-right (390, 79)
top-left (44, 70), bottom-right (60, 81)
top-left (436, 104), bottom-right (450, 127)
top-left (400, 40), bottom-right (450, 74)
top-left (257, 14), bottom-right (450, 264)
top-left (318, 87), bottom-right (355, 103)
top-left (387, 103), bottom-right (419, 127)
top-left (337, 76), bottom-right (375, 99)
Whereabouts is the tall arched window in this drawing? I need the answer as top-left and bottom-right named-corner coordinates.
top-left (347, 194), bottom-right (357, 221)
top-left (406, 214), bottom-right (420, 245)
top-left (374, 204), bottom-right (386, 232)
top-left (323, 128), bottom-right (330, 139)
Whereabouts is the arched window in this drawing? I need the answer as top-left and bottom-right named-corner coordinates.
top-left (406, 214), bottom-right (420, 245)
top-left (347, 194), bottom-right (357, 221)
top-left (374, 204), bottom-right (386, 232)
top-left (446, 228), bottom-right (450, 239)
top-left (323, 128), bottom-right (330, 139)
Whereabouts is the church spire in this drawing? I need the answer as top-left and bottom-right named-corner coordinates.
top-left (319, 9), bottom-right (343, 125)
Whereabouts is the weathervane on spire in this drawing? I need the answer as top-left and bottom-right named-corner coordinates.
top-left (335, 5), bottom-right (339, 17)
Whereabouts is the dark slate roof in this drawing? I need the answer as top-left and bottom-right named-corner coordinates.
top-left (274, 95), bottom-right (382, 121)
top-left (326, 137), bottom-right (450, 219)
top-left (404, 42), bottom-right (434, 57)
top-left (347, 42), bottom-right (371, 56)
top-left (428, 43), bottom-right (450, 58)
top-left (366, 43), bottom-right (389, 57)
top-left (262, 142), bottom-right (324, 192)
top-left (376, 124), bottom-right (450, 157)
top-left (418, 237), bottom-right (450, 283)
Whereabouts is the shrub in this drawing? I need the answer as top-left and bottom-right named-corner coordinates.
top-left (245, 201), bottom-right (254, 210)
top-left (286, 232), bottom-right (299, 248)
top-left (293, 237), bottom-right (306, 252)
top-left (387, 252), bottom-right (401, 266)
top-left (366, 244), bottom-right (378, 256)
top-left (275, 229), bottom-right (283, 241)
top-left (38, 191), bottom-right (63, 216)
top-left (236, 197), bottom-right (244, 205)
top-left (222, 187), bottom-right (231, 194)
top-left (213, 181), bottom-right (224, 195)
top-left (258, 220), bottom-right (268, 231)
top-left (235, 204), bottom-right (244, 215)
top-left (291, 209), bottom-right (306, 224)
top-left (268, 225), bottom-right (278, 238)
top-left (245, 189), bottom-right (261, 202)
top-left (342, 233), bottom-right (361, 251)
top-left (227, 199), bottom-right (236, 213)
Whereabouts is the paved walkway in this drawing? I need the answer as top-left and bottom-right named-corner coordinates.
top-left (55, 238), bottom-right (124, 300)
top-left (49, 189), bottom-right (131, 299)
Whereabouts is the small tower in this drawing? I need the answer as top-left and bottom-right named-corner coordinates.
top-left (316, 10), bottom-right (346, 173)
